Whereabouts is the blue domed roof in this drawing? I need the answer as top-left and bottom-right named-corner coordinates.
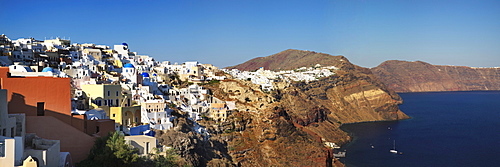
top-left (141, 72), bottom-right (150, 78)
top-left (123, 63), bottom-right (134, 68)
top-left (153, 74), bottom-right (157, 76)
top-left (41, 67), bottom-right (53, 72)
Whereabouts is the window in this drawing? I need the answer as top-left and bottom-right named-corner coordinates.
top-left (116, 99), bottom-right (119, 106)
top-left (104, 100), bottom-right (107, 105)
top-left (112, 114), bottom-right (115, 117)
top-left (107, 91), bottom-right (110, 96)
top-left (116, 91), bottom-right (119, 96)
top-left (37, 102), bottom-right (45, 116)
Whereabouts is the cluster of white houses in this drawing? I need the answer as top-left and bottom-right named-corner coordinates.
top-left (0, 34), bottom-right (338, 166)
top-left (223, 64), bottom-right (338, 91)
top-left (0, 34), bottom-right (230, 166)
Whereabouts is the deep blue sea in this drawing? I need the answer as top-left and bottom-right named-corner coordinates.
top-left (339, 91), bottom-right (500, 167)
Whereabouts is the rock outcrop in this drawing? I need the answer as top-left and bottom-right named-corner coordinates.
top-left (194, 50), bottom-right (410, 166)
top-left (371, 60), bottom-right (500, 92)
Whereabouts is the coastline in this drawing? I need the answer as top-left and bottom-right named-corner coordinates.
top-left (336, 90), bottom-right (500, 150)
top-left (394, 90), bottom-right (500, 94)
top-left (336, 91), bottom-right (500, 167)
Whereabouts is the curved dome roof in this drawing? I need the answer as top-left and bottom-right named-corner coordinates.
top-left (123, 63), bottom-right (134, 68)
top-left (141, 72), bottom-right (150, 78)
top-left (41, 67), bottom-right (53, 72)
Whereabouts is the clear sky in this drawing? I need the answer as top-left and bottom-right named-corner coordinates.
top-left (1, 0), bottom-right (499, 68)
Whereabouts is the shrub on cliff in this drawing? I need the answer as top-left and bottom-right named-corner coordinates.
top-left (77, 131), bottom-right (182, 167)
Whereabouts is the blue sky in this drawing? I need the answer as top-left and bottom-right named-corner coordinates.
top-left (1, 0), bottom-right (499, 68)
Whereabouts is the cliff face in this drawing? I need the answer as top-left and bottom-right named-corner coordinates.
top-left (371, 60), bottom-right (500, 92)
top-left (198, 50), bottom-right (408, 166)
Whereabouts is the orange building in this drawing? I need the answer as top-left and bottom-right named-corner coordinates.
top-left (0, 67), bottom-right (115, 164)
top-left (0, 67), bottom-right (72, 123)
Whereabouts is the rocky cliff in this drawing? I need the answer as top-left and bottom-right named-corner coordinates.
top-left (186, 50), bottom-right (410, 166)
top-left (371, 60), bottom-right (500, 92)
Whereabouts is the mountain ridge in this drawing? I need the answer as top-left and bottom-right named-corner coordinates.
top-left (205, 49), bottom-right (409, 166)
top-left (371, 60), bottom-right (500, 92)
top-left (226, 49), bottom-right (346, 71)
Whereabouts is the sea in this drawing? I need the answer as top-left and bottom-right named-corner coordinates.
top-left (339, 91), bottom-right (500, 167)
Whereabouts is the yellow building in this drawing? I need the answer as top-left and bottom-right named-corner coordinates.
top-left (209, 103), bottom-right (229, 122)
top-left (81, 84), bottom-right (130, 107)
top-left (110, 106), bottom-right (141, 128)
top-left (144, 100), bottom-right (166, 113)
top-left (81, 84), bottom-right (133, 115)
top-left (83, 48), bottom-right (102, 61)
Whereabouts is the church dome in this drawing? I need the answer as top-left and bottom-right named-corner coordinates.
top-left (141, 72), bottom-right (150, 78)
top-left (123, 63), bottom-right (134, 68)
top-left (41, 67), bottom-right (53, 72)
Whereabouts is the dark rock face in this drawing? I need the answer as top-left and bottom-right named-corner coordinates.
top-left (155, 117), bottom-right (233, 167)
top-left (160, 50), bottom-right (410, 167)
top-left (371, 60), bottom-right (500, 92)
top-left (209, 50), bottom-right (407, 166)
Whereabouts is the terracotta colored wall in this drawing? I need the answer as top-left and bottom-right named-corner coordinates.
top-left (0, 67), bottom-right (71, 125)
top-left (71, 115), bottom-right (86, 133)
top-left (26, 116), bottom-right (95, 165)
top-left (95, 119), bottom-right (115, 137)
top-left (1, 67), bottom-right (117, 164)
top-left (0, 67), bottom-right (8, 88)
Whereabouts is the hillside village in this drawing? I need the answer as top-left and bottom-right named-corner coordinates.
top-left (0, 34), bottom-right (340, 166)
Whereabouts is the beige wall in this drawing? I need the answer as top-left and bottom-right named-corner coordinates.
top-left (26, 116), bottom-right (94, 164)
top-left (209, 103), bottom-right (228, 122)
top-left (0, 138), bottom-right (15, 167)
top-left (144, 101), bottom-right (165, 113)
top-left (20, 156), bottom-right (38, 167)
top-left (24, 138), bottom-right (60, 167)
top-left (124, 135), bottom-right (156, 155)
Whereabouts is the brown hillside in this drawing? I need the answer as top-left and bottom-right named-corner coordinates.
top-left (371, 60), bottom-right (500, 92)
top-left (197, 50), bottom-right (409, 166)
top-left (226, 49), bottom-right (345, 71)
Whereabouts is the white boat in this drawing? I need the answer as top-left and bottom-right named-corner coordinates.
top-left (390, 140), bottom-right (398, 154)
top-left (333, 151), bottom-right (346, 158)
